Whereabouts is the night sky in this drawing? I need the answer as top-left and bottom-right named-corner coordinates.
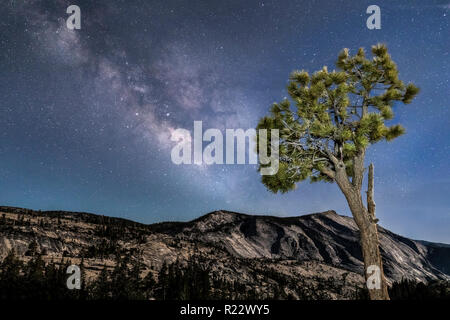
top-left (1, 0), bottom-right (449, 242)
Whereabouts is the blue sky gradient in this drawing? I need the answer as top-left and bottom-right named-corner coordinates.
top-left (0, 0), bottom-right (449, 242)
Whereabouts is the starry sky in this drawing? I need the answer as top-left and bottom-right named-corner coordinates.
top-left (0, 0), bottom-right (449, 242)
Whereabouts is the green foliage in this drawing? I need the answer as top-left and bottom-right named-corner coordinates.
top-left (0, 252), bottom-right (217, 300)
top-left (2, 250), bottom-right (448, 300)
top-left (257, 44), bottom-right (419, 192)
top-left (389, 279), bottom-right (450, 300)
top-left (0, 251), bottom-right (87, 300)
top-left (155, 258), bottom-right (211, 300)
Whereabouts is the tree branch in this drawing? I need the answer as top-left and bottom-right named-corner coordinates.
top-left (319, 166), bottom-right (336, 180)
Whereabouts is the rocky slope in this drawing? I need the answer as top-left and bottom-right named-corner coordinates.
top-left (0, 206), bottom-right (449, 299)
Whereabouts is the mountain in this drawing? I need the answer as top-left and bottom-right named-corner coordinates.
top-left (0, 206), bottom-right (449, 299)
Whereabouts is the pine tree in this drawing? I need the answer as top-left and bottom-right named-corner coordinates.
top-left (0, 250), bottom-right (23, 299)
top-left (91, 266), bottom-right (110, 299)
top-left (257, 44), bottom-right (419, 300)
top-left (142, 271), bottom-right (156, 300)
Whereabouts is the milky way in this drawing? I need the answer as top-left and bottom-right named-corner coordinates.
top-left (0, 0), bottom-right (449, 242)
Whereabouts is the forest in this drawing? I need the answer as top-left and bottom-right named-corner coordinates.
top-left (0, 249), bottom-right (448, 300)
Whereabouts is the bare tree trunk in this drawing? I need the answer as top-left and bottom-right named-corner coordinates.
top-left (335, 163), bottom-right (389, 300)
top-left (358, 217), bottom-right (389, 300)
top-left (367, 164), bottom-right (376, 220)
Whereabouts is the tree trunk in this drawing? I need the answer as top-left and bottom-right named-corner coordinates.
top-left (335, 163), bottom-right (389, 300)
top-left (359, 216), bottom-right (389, 300)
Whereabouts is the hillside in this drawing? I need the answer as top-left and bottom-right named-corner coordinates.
top-left (0, 206), bottom-right (449, 299)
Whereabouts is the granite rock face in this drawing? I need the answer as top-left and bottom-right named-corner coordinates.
top-left (175, 210), bottom-right (450, 283)
top-left (0, 206), bottom-right (448, 298)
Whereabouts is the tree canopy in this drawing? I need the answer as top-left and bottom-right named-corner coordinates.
top-left (257, 44), bottom-right (419, 193)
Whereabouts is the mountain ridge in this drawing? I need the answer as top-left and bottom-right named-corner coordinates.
top-left (0, 205), bottom-right (449, 299)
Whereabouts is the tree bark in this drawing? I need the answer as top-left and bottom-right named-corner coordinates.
top-left (334, 162), bottom-right (389, 300)
top-left (367, 164), bottom-right (376, 220)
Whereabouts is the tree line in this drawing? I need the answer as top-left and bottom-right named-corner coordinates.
top-left (0, 249), bottom-right (448, 300)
